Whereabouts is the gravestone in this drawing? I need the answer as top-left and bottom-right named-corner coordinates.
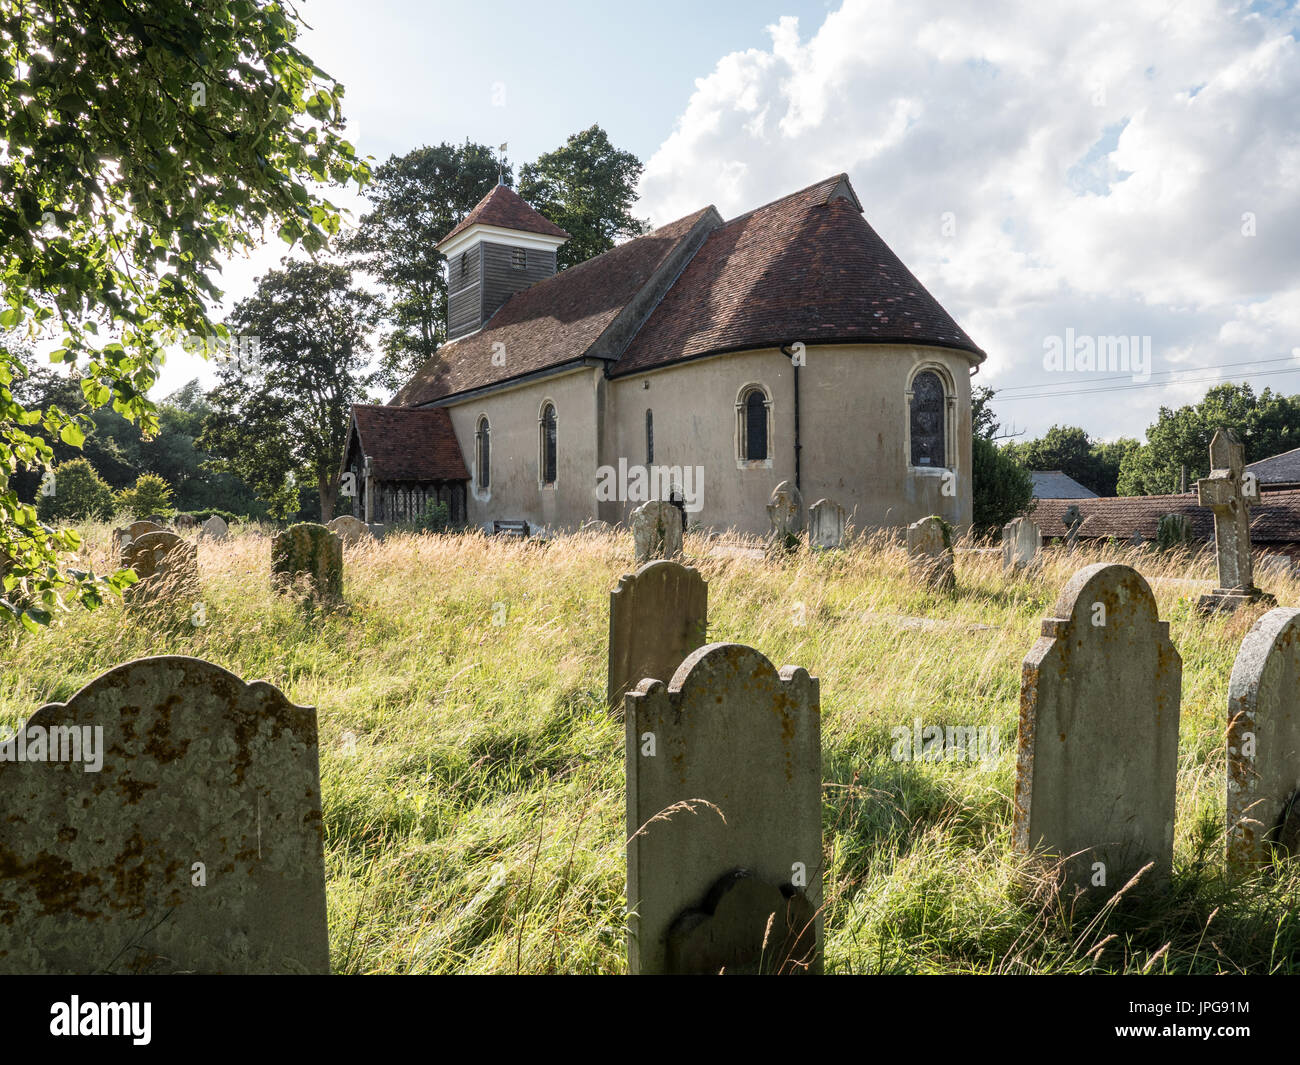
top-left (808, 499), bottom-right (846, 550)
top-left (271, 523), bottom-right (343, 600)
top-left (906, 515), bottom-right (955, 592)
top-left (765, 480), bottom-right (804, 552)
top-left (631, 500), bottom-right (683, 565)
top-left (175, 514), bottom-right (198, 530)
top-left (1156, 512), bottom-right (1193, 550)
top-left (607, 560), bottom-right (707, 710)
top-left (121, 530), bottom-right (199, 607)
top-left (326, 514), bottom-right (371, 546)
top-left (1062, 504), bottom-right (1084, 552)
top-left (200, 515), bottom-right (229, 541)
top-left (1197, 428), bottom-right (1271, 614)
top-left (1001, 516), bottom-right (1041, 573)
top-left (1226, 607), bottom-right (1300, 869)
top-left (1014, 563), bottom-right (1182, 892)
top-left (112, 519), bottom-right (167, 558)
top-left (0, 656), bottom-right (328, 974)
top-left (625, 643), bottom-right (821, 975)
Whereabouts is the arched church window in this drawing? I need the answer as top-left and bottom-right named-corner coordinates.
top-left (909, 370), bottom-right (947, 467)
top-left (475, 416), bottom-right (491, 491)
top-left (645, 409), bottom-right (654, 465)
top-left (740, 387), bottom-right (769, 462)
top-left (540, 402), bottom-right (557, 487)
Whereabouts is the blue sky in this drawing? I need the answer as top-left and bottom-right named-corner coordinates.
top-left (157, 0), bottom-right (1300, 447)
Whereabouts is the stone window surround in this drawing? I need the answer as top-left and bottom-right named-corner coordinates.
top-left (904, 362), bottom-right (957, 476)
top-left (735, 382), bottom-right (774, 470)
top-left (473, 413), bottom-right (491, 501)
top-left (538, 398), bottom-right (558, 490)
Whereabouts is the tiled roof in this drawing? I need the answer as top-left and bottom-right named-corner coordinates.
top-left (1031, 490), bottom-right (1300, 544)
top-left (437, 183), bottom-right (570, 248)
top-left (394, 208), bottom-right (715, 406)
top-left (610, 174), bottom-right (985, 376)
top-left (1030, 471), bottom-right (1098, 499)
top-left (1247, 446), bottom-right (1300, 486)
top-left (350, 405), bottom-right (468, 481)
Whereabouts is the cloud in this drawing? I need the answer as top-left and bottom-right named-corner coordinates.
top-left (637, 0), bottom-right (1300, 440)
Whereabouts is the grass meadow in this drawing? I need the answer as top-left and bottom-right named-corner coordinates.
top-left (4, 522), bottom-right (1299, 974)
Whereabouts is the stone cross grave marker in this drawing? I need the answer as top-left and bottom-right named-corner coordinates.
top-left (808, 499), bottom-right (846, 550)
top-left (906, 515), bottom-right (955, 591)
top-left (0, 656), bottom-right (328, 974)
top-left (200, 515), bottom-right (228, 541)
top-left (607, 560), bottom-right (707, 711)
top-left (1014, 563), bottom-right (1182, 892)
top-left (326, 514), bottom-right (371, 546)
top-left (1197, 428), bottom-right (1270, 613)
top-left (631, 500), bottom-right (683, 565)
top-left (765, 480), bottom-right (804, 552)
top-left (625, 643), bottom-right (821, 975)
top-left (271, 523), bottom-right (344, 600)
top-left (121, 530), bottom-right (199, 607)
top-left (1001, 516), bottom-right (1041, 574)
top-left (1062, 504), bottom-right (1084, 552)
top-left (1226, 607), bottom-right (1300, 868)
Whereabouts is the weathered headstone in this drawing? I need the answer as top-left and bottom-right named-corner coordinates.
top-left (200, 514), bottom-right (229, 541)
top-left (625, 643), bottom-right (821, 974)
top-left (1226, 607), bottom-right (1300, 869)
top-left (808, 499), bottom-right (846, 550)
top-left (112, 519), bottom-right (167, 558)
top-left (1257, 553), bottom-right (1296, 583)
top-left (0, 656), bottom-right (328, 974)
top-left (1014, 563), bottom-right (1182, 892)
top-left (121, 530), bottom-right (199, 607)
top-left (607, 560), bottom-right (707, 711)
top-left (1001, 516), bottom-right (1041, 573)
top-left (765, 480), bottom-right (804, 552)
top-left (326, 514), bottom-right (371, 546)
top-left (906, 515), bottom-right (955, 592)
top-left (631, 500), bottom-right (683, 565)
top-left (1197, 428), bottom-right (1271, 614)
top-left (174, 514), bottom-right (198, 530)
top-left (1156, 512), bottom-right (1193, 550)
top-left (271, 523), bottom-right (343, 601)
top-left (1062, 504), bottom-right (1084, 552)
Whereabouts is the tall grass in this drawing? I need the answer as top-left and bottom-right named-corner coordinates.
top-left (2, 521), bottom-right (1297, 973)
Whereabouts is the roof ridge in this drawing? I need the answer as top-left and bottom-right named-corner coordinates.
top-left (719, 172), bottom-right (851, 227)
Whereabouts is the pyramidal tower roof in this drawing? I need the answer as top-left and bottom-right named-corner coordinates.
top-left (437, 183), bottom-right (571, 250)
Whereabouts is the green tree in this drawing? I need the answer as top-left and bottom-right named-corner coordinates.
top-left (198, 259), bottom-right (381, 522)
top-left (116, 472), bottom-right (174, 520)
top-left (972, 435), bottom-right (1034, 534)
top-left (518, 125), bottom-right (649, 269)
top-left (35, 457), bottom-right (114, 522)
top-left (971, 384), bottom-right (1000, 441)
top-left (343, 142), bottom-right (505, 387)
top-left (0, 0), bottom-right (368, 628)
top-left (1004, 424), bottom-right (1140, 496)
top-left (1117, 383), bottom-right (1300, 495)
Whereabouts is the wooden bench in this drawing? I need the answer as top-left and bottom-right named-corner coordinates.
top-left (493, 520), bottom-right (530, 539)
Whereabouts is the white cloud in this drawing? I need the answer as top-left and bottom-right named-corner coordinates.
top-left (637, 0), bottom-right (1300, 440)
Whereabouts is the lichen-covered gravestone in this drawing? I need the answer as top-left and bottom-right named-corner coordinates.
top-left (0, 656), bottom-right (328, 974)
top-left (1156, 512), bottom-right (1193, 550)
top-left (112, 519), bottom-right (167, 558)
top-left (121, 530), bottom-right (199, 607)
top-left (808, 499), bottom-right (846, 550)
top-left (199, 515), bottom-right (228, 541)
top-left (631, 500), bottom-right (683, 565)
top-left (271, 523), bottom-right (343, 600)
top-left (906, 515), bottom-right (955, 591)
top-left (1226, 607), bottom-right (1300, 868)
top-left (607, 560), bottom-right (707, 710)
top-left (625, 643), bottom-right (821, 974)
top-left (326, 514), bottom-right (371, 546)
top-left (1001, 516), bottom-right (1041, 574)
top-left (1197, 427), bottom-right (1271, 614)
top-left (1015, 563), bottom-right (1182, 892)
top-left (766, 480), bottom-right (804, 552)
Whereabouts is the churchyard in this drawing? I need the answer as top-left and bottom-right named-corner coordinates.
top-left (5, 515), bottom-right (1300, 974)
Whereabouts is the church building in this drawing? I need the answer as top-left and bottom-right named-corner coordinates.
top-left (341, 173), bottom-right (985, 536)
